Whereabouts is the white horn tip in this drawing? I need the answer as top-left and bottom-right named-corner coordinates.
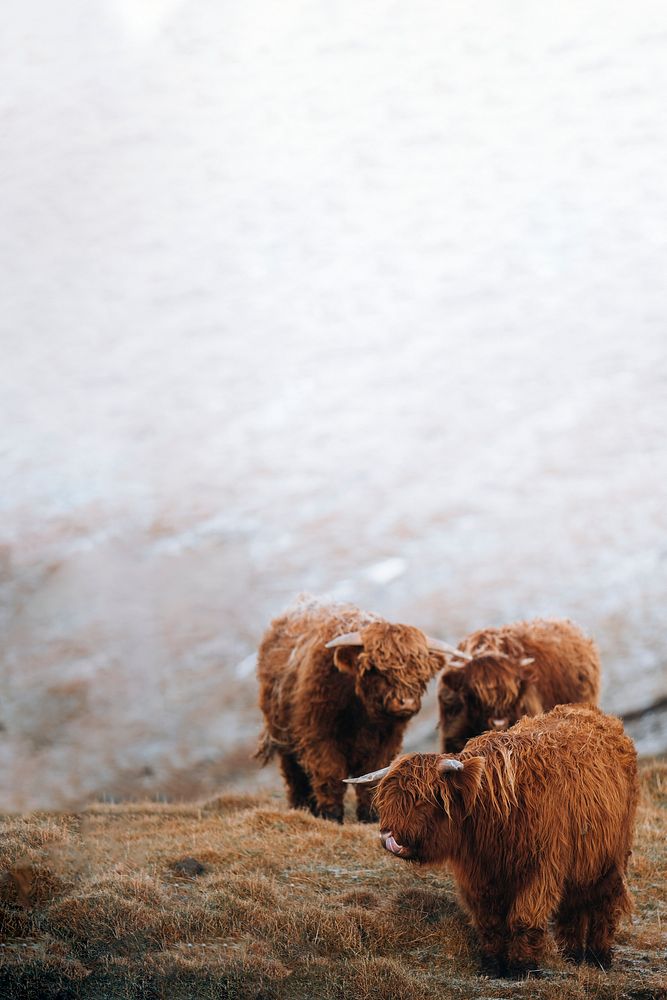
top-left (343, 766), bottom-right (391, 784)
top-left (326, 631), bottom-right (364, 649)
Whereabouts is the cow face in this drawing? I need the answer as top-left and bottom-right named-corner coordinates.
top-left (439, 656), bottom-right (540, 752)
top-left (373, 753), bottom-right (485, 864)
top-left (333, 622), bottom-right (443, 721)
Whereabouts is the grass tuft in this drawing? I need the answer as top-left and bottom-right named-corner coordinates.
top-left (0, 760), bottom-right (664, 999)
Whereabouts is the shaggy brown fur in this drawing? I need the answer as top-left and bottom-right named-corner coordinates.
top-left (255, 595), bottom-right (444, 823)
top-left (373, 704), bottom-right (638, 977)
top-left (438, 618), bottom-right (600, 752)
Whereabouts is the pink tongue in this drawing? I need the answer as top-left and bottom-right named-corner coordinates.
top-left (385, 834), bottom-right (404, 855)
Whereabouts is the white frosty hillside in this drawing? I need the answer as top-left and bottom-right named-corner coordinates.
top-left (1, 0), bottom-right (666, 809)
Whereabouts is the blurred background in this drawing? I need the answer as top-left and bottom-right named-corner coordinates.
top-left (1, 0), bottom-right (666, 810)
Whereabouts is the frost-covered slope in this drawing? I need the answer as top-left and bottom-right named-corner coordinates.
top-left (1, 1), bottom-right (666, 808)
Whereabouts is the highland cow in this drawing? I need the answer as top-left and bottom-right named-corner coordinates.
top-left (255, 595), bottom-right (457, 823)
top-left (438, 618), bottom-right (600, 752)
top-left (349, 704), bottom-right (638, 977)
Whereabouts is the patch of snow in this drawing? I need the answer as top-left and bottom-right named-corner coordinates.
top-left (363, 558), bottom-right (408, 586)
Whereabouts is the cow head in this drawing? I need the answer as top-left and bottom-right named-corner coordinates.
top-left (326, 623), bottom-right (457, 721)
top-left (347, 752), bottom-right (485, 864)
top-left (438, 638), bottom-right (539, 751)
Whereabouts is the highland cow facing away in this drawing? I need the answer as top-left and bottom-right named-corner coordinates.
top-left (349, 704), bottom-right (638, 977)
top-left (255, 595), bottom-right (455, 823)
top-left (438, 618), bottom-right (600, 752)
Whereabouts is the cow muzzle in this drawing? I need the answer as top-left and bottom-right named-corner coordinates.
top-left (380, 830), bottom-right (413, 858)
top-left (385, 696), bottom-right (419, 717)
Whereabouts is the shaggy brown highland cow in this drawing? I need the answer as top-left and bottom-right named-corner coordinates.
top-left (349, 704), bottom-right (638, 977)
top-left (438, 618), bottom-right (600, 752)
top-left (255, 595), bottom-right (453, 823)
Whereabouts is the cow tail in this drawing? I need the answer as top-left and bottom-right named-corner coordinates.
top-left (254, 728), bottom-right (278, 765)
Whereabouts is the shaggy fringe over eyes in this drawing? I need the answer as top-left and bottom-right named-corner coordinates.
top-left (359, 624), bottom-right (437, 684)
top-left (464, 630), bottom-right (532, 706)
top-left (373, 755), bottom-right (443, 816)
top-left (374, 748), bottom-right (515, 822)
top-left (467, 658), bottom-right (522, 707)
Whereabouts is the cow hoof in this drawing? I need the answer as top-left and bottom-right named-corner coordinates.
top-left (584, 948), bottom-right (613, 969)
top-left (503, 964), bottom-right (544, 980)
top-left (319, 808), bottom-right (344, 824)
top-left (563, 948), bottom-right (585, 965)
top-left (479, 956), bottom-right (505, 978)
top-left (356, 808), bottom-right (378, 824)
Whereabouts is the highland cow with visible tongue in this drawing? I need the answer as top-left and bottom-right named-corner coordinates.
top-left (349, 704), bottom-right (638, 978)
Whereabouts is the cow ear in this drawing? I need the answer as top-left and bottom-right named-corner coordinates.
top-left (440, 668), bottom-right (465, 692)
top-left (519, 658), bottom-right (538, 685)
top-left (443, 756), bottom-right (485, 816)
top-left (333, 646), bottom-right (361, 674)
top-left (427, 650), bottom-right (447, 675)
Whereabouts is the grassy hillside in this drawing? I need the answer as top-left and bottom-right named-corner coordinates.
top-left (1, 761), bottom-right (665, 1000)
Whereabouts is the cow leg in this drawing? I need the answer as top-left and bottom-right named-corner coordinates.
top-left (351, 729), bottom-right (405, 823)
top-left (504, 923), bottom-right (547, 978)
top-left (310, 775), bottom-right (345, 823)
top-left (300, 749), bottom-right (347, 823)
top-left (554, 889), bottom-right (589, 963)
top-left (460, 889), bottom-right (508, 976)
top-left (354, 785), bottom-right (378, 824)
top-left (475, 914), bottom-right (509, 977)
top-left (584, 866), bottom-right (629, 969)
top-left (504, 877), bottom-right (556, 977)
top-left (278, 753), bottom-right (315, 814)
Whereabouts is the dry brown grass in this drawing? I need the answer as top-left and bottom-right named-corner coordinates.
top-left (1, 763), bottom-right (665, 1000)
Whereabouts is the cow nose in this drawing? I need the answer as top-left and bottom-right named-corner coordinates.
top-left (386, 696), bottom-right (419, 715)
top-left (489, 717), bottom-right (509, 730)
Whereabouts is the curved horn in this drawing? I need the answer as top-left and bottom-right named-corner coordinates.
top-left (520, 657), bottom-right (535, 666)
top-left (426, 637), bottom-right (473, 661)
top-left (438, 757), bottom-right (464, 773)
top-left (326, 631), bottom-right (363, 649)
top-left (343, 766), bottom-right (391, 785)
